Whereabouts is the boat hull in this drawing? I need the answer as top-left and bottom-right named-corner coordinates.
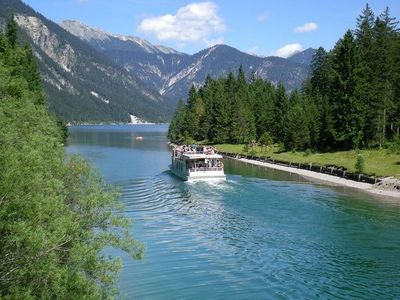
top-left (169, 165), bottom-right (226, 181)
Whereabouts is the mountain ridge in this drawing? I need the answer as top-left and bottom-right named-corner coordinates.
top-left (60, 20), bottom-right (314, 100)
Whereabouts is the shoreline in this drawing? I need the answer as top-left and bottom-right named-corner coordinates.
top-left (67, 122), bottom-right (168, 126)
top-left (230, 157), bottom-right (400, 200)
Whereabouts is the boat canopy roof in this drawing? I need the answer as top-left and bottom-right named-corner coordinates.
top-left (182, 153), bottom-right (223, 160)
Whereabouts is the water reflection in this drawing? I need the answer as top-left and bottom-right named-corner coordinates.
top-left (68, 124), bottom-right (169, 152)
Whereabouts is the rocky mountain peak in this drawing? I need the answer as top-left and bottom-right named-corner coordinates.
top-left (60, 20), bottom-right (110, 42)
top-left (60, 19), bottom-right (182, 55)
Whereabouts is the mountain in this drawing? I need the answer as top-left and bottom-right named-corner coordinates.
top-left (60, 20), bottom-right (191, 102)
top-left (161, 44), bottom-right (310, 99)
top-left (0, 0), bottom-right (173, 122)
top-left (287, 48), bottom-right (316, 66)
top-left (60, 20), bottom-right (313, 100)
top-left (60, 20), bottom-right (182, 55)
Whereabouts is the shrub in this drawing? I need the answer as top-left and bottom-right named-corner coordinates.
top-left (355, 154), bottom-right (365, 173)
top-left (304, 148), bottom-right (312, 156)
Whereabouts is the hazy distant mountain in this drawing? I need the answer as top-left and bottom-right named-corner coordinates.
top-left (0, 0), bottom-right (174, 122)
top-left (161, 44), bottom-right (310, 99)
top-left (287, 48), bottom-right (316, 66)
top-left (61, 20), bottom-right (313, 100)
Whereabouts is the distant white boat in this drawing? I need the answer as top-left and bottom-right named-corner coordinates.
top-left (170, 145), bottom-right (225, 181)
top-left (135, 136), bottom-right (143, 140)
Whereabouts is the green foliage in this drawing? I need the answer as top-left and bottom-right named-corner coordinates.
top-left (259, 132), bottom-right (273, 152)
top-left (6, 14), bottom-right (17, 48)
top-left (249, 148), bottom-right (257, 157)
top-left (242, 143), bottom-right (249, 154)
top-left (387, 136), bottom-right (400, 154)
top-left (0, 29), bottom-right (143, 299)
top-left (284, 100), bottom-right (310, 150)
top-left (169, 5), bottom-right (400, 155)
top-left (304, 149), bottom-right (312, 156)
top-left (329, 30), bottom-right (364, 149)
top-left (355, 154), bottom-right (365, 173)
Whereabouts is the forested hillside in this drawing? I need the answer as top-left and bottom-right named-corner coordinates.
top-left (0, 0), bottom-right (173, 123)
top-left (168, 5), bottom-right (400, 152)
top-left (0, 17), bottom-right (143, 298)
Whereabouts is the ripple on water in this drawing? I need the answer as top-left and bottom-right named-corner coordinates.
top-left (114, 174), bottom-right (400, 300)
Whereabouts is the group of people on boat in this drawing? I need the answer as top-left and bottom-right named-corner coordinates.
top-left (187, 159), bottom-right (223, 171)
top-left (174, 144), bottom-right (217, 155)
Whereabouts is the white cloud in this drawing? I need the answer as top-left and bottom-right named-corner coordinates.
top-left (272, 43), bottom-right (303, 58)
top-left (137, 2), bottom-right (226, 45)
top-left (257, 13), bottom-right (269, 23)
top-left (294, 22), bottom-right (318, 33)
top-left (204, 37), bottom-right (224, 47)
top-left (247, 46), bottom-right (260, 56)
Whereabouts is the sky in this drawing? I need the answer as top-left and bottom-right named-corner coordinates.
top-left (23, 0), bottom-right (400, 57)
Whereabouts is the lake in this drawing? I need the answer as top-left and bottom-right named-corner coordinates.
top-left (67, 125), bottom-right (400, 299)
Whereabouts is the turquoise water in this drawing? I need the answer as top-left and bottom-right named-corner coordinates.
top-left (67, 125), bottom-right (400, 299)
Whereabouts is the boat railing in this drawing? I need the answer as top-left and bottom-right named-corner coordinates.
top-left (188, 167), bottom-right (223, 172)
top-left (183, 151), bottom-right (204, 155)
top-left (176, 150), bottom-right (215, 155)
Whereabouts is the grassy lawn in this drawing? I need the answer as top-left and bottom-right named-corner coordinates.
top-left (214, 144), bottom-right (400, 178)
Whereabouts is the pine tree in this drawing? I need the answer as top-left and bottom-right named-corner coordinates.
top-left (271, 84), bottom-right (289, 142)
top-left (167, 99), bottom-right (186, 142)
top-left (207, 79), bottom-right (229, 142)
top-left (310, 47), bottom-right (329, 96)
top-left (184, 85), bottom-right (200, 138)
top-left (6, 14), bottom-right (18, 49)
top-left (284, 101), bottom-right (310, 150)
top-left (355, 4), bottom-right (378, 147)
top-left (250, 78), bottom-right (275, 139)
top-left (329, 30), bottom-right (364, 149)
top-left (373, 8), bottom-right (399, 147)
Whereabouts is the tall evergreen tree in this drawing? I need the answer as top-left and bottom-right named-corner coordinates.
top-left (6, 14), bottom-right (17, 49)
top-left (355, 4), bottom-right (378, 147)
top-left (329, 30), bottom-right (364, 149)
top-left (284, 101), bottom-right (310, 150)
top-left (373, 8), bottom-right (399, 146)
top-left (271, 84), bottom-right (289, 142)
top-left (309, 47), bottom-right (329, 96)
top-left (250, 78), bottom-right (274, 139)
top-left (204, 79), bottom-right (228, 142)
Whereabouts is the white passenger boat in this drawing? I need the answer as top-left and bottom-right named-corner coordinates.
top-left (169, 145), bottom-right (225, 181)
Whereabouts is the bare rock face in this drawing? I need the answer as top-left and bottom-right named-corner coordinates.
top-left (16, 15), bottom-right (76, 73)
